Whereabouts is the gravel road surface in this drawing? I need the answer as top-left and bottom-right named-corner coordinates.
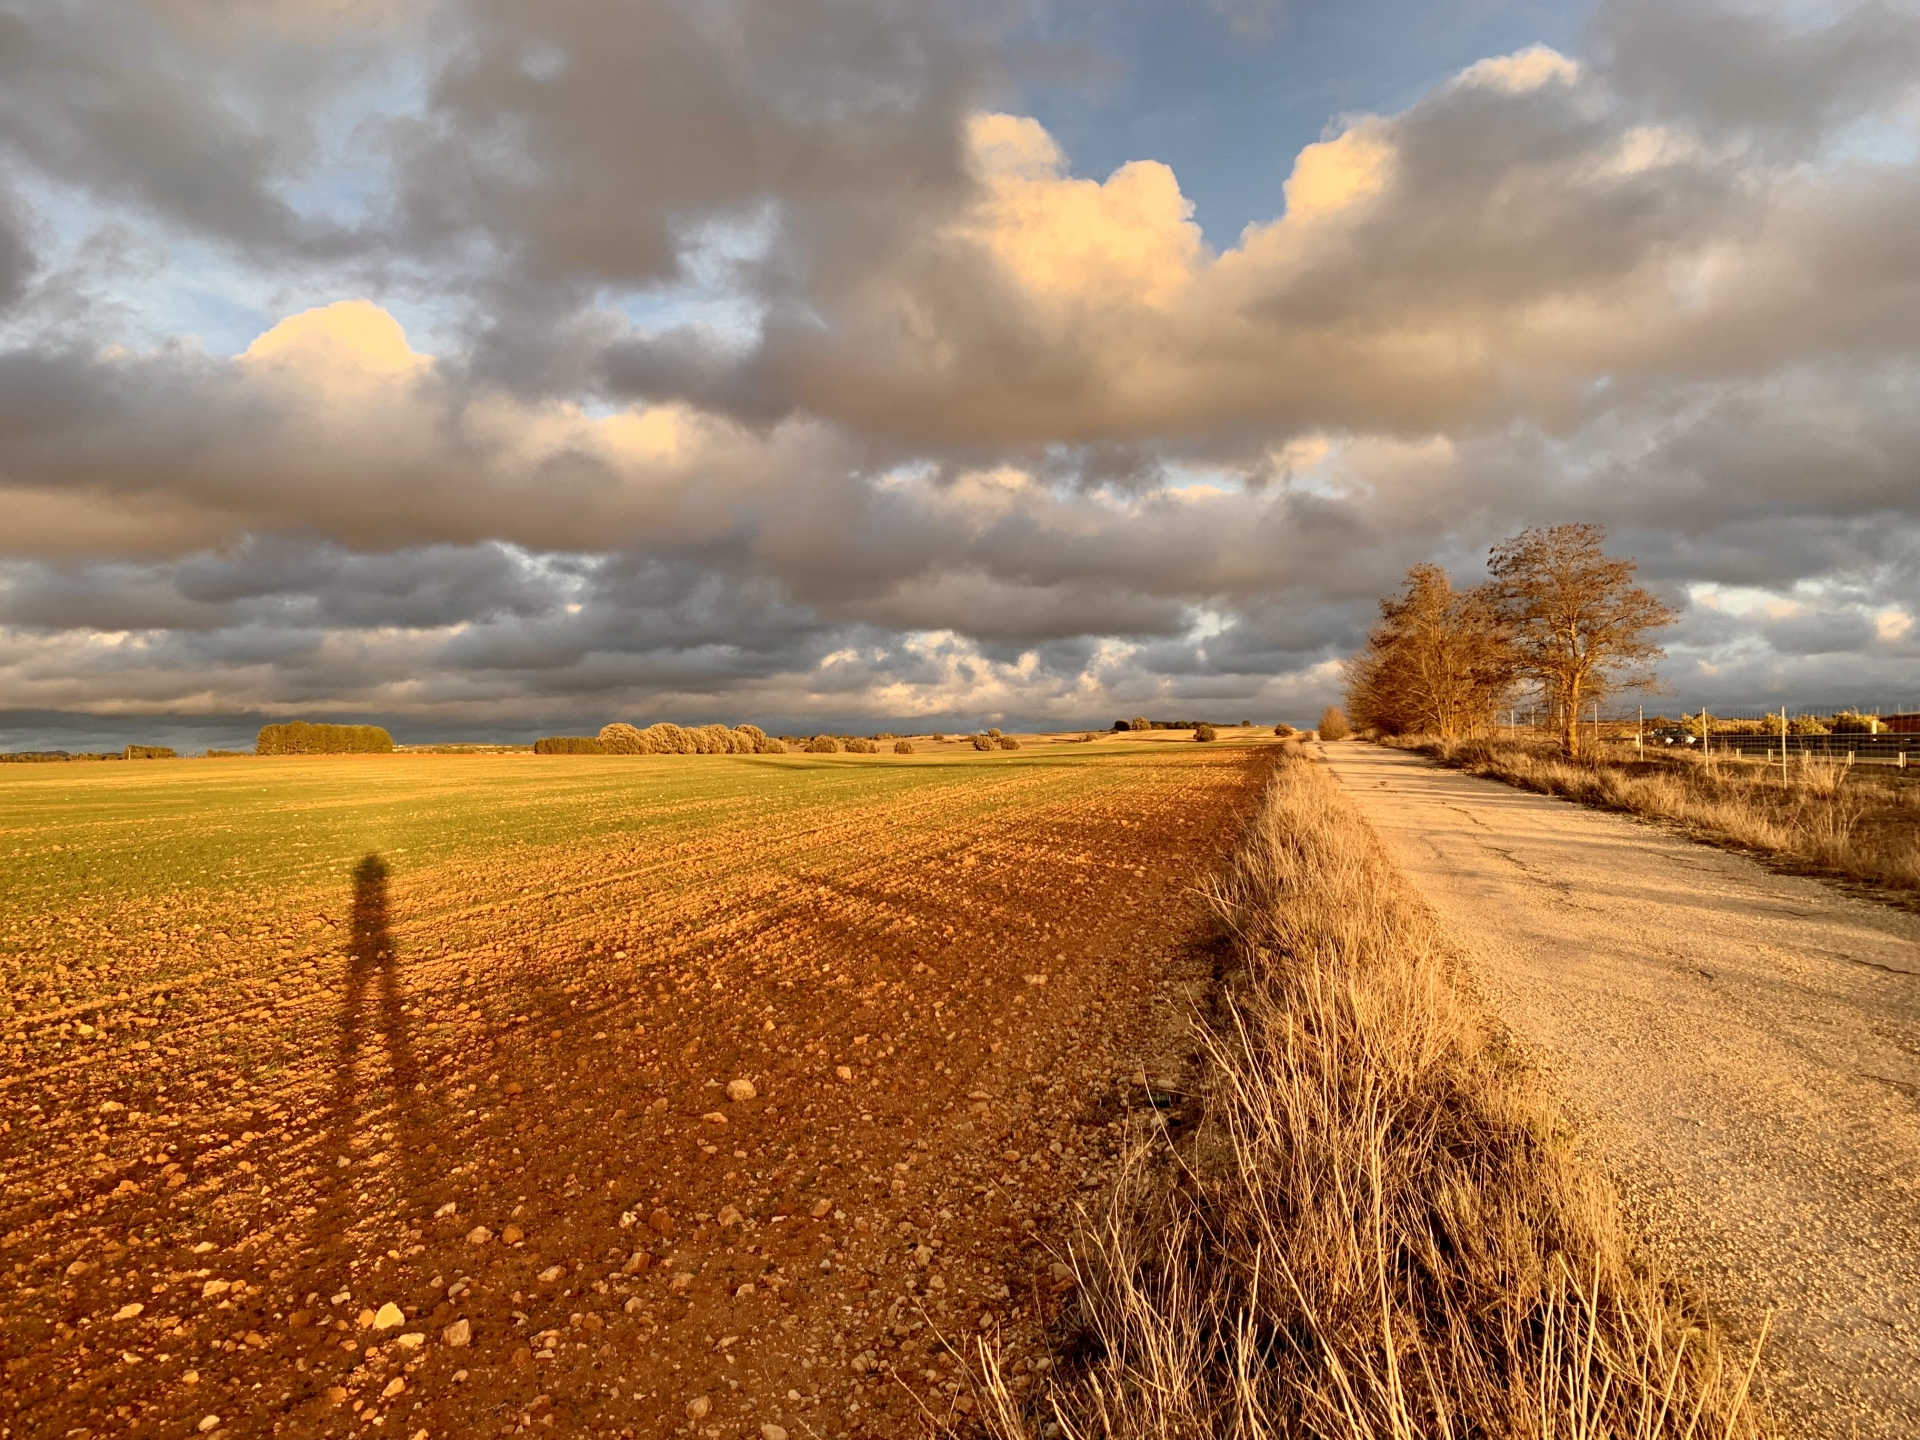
top-left (1322, 741), bottom-right (1920, 1438)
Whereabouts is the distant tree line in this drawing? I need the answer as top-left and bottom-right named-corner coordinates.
top-left (3, 745), bottom-right (179, 763)
top-left (256, 721), bottom-right (394, 755)
top-left (1112, 718), bottom-right (1252, 732)
top-left (1345, 524), bottom-right (1675, 757)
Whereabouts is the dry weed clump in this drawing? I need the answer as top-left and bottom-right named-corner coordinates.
top-left (983, 753), bottom-right (1765, 1440)
top-left (1427, 738), bottom-right (1920, 892)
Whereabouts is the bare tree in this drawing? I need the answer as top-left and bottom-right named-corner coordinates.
top-left (1346, 563), bottom-right (1515, 740)
top-left (1488, 524), bottom-right (1676, 758)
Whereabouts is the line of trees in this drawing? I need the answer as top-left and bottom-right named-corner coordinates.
top-left (256, 721), bottom-right (394, 755)
top-left (1345, 524), bottom-right (1675, 757)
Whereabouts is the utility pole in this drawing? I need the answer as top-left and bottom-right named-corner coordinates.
top-left (1637, 704), bottom-right (1643, 755)
top-left (1780, 707), bottom-right (1788, 780)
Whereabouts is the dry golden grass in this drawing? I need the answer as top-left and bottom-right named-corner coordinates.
top-left (978, 750), bottom-right (1765, 1440)
top-left (1424, 738), bottom-right (1920, 893)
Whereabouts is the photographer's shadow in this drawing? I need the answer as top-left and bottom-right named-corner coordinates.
top-left (323, 854), bottom-right (427, 1212)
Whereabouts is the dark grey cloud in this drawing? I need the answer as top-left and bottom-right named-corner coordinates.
top-left (0, 184), bottom-right (31, 311)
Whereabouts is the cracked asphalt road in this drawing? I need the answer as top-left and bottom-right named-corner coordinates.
top-left (1320, 741), bottom-right (1920, 1438)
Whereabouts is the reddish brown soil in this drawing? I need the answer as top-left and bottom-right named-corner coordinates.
top-left (2, 746), bottom-right (1276, 1440)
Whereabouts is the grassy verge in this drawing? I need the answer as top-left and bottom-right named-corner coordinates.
top-left (1416, 737), bottom-right (1920, 894)
top-left (981, 749), bottom-right (1765, 1439)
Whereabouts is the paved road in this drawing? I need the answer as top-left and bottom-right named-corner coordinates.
top-left (1320, 742), bottom-right (1920, 1438)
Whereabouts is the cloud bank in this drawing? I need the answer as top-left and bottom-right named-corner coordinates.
top-left (2, 0), bottom-right (1918, 737)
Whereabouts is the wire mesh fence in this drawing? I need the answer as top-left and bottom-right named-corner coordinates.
top-left (1493, 701), bottom-right (1920, 769)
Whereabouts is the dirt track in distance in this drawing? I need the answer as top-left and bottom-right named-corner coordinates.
top-left (2, 744), bottom-right (1275, 1440)
top-left (1321, 741), bottom-right (1920, 1439)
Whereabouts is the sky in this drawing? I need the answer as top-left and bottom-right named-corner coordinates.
top-left (2, 0), bottom-right (1918, 749)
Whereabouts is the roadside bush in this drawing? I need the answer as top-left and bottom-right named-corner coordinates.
top-left (844, 737), bottom-right (878, 754)
top-left (257, 721), bottom-right (394, 755)
top-left (123, 745), bottom-right (177, 760)
top-left (804, 735), bottom-right (841, 753)
top-left (970, 735), bottom-right (995, 751)
top-left (1193, 724), bottom-right (1217, 742)
top-left (893, 739), bottom-right (914, 754)
top-left (1317, 705), bottom-right (1351, 741)
top-left (534, 736), bottom-right (606, 755)
top-left (996, 735), bottom-right (1020, 750)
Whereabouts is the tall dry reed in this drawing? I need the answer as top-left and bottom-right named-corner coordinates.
top-left (979, 752), bottom-right (1765, 1440)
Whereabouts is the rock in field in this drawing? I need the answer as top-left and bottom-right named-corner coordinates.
top-left (442, 1318), bottom-right (471, 1347)
top-left (726, 1078), bottom-right (756, 1102)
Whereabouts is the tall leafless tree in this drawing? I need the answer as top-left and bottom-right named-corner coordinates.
top-left (1488, 524), bottom-right (1676, 758)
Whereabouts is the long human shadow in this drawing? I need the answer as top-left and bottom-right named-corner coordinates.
top-left (318, 854), bottom-right (429, 1238)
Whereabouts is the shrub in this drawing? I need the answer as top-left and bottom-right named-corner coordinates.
top-left (893, 739), bottom-right (915, 754)
top-left (645, 723), bottom-right (695, 753)
top-left (844, 737), bottom-right (878, 754)
top-left (1273, 723), bottom-right (1297, 738)
top-left (598, 722), bottom-right (649, 754)
top-left (970, 735), bottom-right (995, 751)
top-left (1317, 705), bottom-right (1351, 741)
top-left (875, 732), bottom-right (896, 740)
top-left (256, 721), bottom-right (393, 755)
top-left (996, 735), bottom-right (1020, 750)
top-left (682, 723), bottom-right (748, 754)
top-left (1130, 716), bottom-right (1150, 731)
top-left (1193, 723), bottom-right (1217, 742)
top-left (123, 745), bottom-right (177, 760)
top-left (1113, 720), bottom-right (1131, 731)
top-left (930, 734), bottom-right (946, 742)
top-left (986, 728), bottom-right (1002, 738)
top-left (205, 749), bottom-right (248, 758)
top-left (534, 736), bottom-right (606, 755)
top-left (805, 735), bottom-right (841, 754)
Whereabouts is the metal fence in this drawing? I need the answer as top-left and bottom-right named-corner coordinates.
top-left (1500, 702), bottom-right (1920, 769)
top-left (1675, 733), bottom-right (1919, 767)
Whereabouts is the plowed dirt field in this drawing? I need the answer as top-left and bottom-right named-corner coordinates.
top-left (1, 742), bottom-right (1277, 1440)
